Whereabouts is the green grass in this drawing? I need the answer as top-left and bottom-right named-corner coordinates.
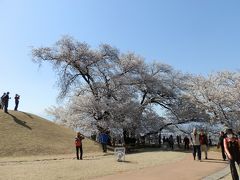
top-left (0, 110), bottom-right (101, 157)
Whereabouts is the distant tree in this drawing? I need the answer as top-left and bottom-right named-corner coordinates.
top-left (186, 71), bottom-right (240, 130)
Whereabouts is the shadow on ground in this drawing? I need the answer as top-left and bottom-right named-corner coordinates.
top-left (200, 158), bottom-right (228, 164)
top-left (8, 113), bottom-right (32, 130)
top-left (20, 111), bottom-right (34, 119)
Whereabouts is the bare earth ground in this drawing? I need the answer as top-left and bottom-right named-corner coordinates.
top-left (0, 150), bottom-right (228, 180)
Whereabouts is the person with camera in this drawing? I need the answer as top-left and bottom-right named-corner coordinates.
top-left (14, 94), bottom-right (20, 111)
top-left (3, 92), bottom-right (10, 113)
top-left (75, 132), bottom-right (85, 160)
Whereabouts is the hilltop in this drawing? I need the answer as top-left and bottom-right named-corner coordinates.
top-left (0, 110), bottom-right (101, 157)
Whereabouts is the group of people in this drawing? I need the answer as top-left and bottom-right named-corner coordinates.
top-left (162, 134), bottom-right (195, 151)
top-left (0, 92), bottom-right (20, 113)
top-left (191, 128), bottom-right (209, 161)
top-left (74, 128), bottom-right (240, 179)
top-left (191, 127), bottom-right (240, 180)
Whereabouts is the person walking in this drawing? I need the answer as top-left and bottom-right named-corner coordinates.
top-left (14, 94), bottom-right (20, 111)
top-left (224, 128), bottom-right (240, 180)
top-left (217, 131), bottom-right (226, 161)
top-left (177, 135), bottom-right (180, 148)
top-left (75, 132), bottom-right (84, 160)
top-left (183, 136), bottom-right (190, 150)
top-left (99, 131), bottom-right (109, 153)
top-left (191, 128), bottom-right (201, 161)
top-left (199, 129), bottom-right (208, 159)
top-left (169, 135), bottom-right (174, 150)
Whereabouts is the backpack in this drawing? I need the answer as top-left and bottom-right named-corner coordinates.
top-left (75, 137), bottom-right (82, 147)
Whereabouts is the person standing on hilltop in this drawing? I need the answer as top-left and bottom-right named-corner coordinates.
top-left (0, 92), bottom-right (6, 109)
top-left (14, 94), bottom-right (20, 111)
top-left (3, 92), bottom-right (10, 113)
top-left (75, 132), bottom-right (84, 160)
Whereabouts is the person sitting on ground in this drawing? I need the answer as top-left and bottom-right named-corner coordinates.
top-left (224, 128), bottom-right (240, 180)
top-left (75, 132), bottom-right (84, 160)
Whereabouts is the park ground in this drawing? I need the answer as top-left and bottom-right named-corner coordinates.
top-left (0, 111), bottom-right (234, 179)
top-left (0, 150), bottom-right (232, 180)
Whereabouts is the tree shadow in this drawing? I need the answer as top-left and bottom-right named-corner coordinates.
top-left (8, 113), bottom-right (32, 130)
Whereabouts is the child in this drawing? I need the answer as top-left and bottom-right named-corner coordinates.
top-left (224, 128), bottom-right (240, 180)
top-left (75, 132), bottom-right (84, 160)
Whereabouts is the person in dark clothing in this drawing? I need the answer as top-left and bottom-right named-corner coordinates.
top-left (14, 94), bottom-right (20, 111)
top-left (0, 93), bottom-right (6, 109)
top-left (75, 132), bottom-right (84, 160)
top-left (158, 133), bottom-right (162, 147)
top-left (163, 136), bottom-right (166, 143)
top-left (3, 92), bottom-right (10, 113)
top-left (99, 131), bottom-right (109, 152)
top-left (106, 131), bottom-right (112, 146)
top-left (224, 128), bottom-right (240, 180)
top-left (169, 135), bottom-right (174, 150)
top-left (177, 135), bottom-right (180, 148)
top-left (217, 131), bottom-right (226, 161)
top-left (183, 136), bottom-right (190, 150)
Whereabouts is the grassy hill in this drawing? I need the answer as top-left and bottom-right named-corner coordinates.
top-left (0, 110), bottom-right (101, 157)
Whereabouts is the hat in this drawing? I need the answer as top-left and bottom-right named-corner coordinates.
top-left (225, 128), bottom-right (233, 134)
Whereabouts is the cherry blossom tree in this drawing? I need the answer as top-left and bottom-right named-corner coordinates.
top-left (186, 71), bottom-right (240, 131)
top-left (33, 36), bottom-right (237, 139)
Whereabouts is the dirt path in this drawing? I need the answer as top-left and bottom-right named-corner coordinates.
top-left (92, 151), bottom-right (228, 180)
top-left (0, 151), bottom-right (185, 180)
top-left (0, 151), bottom-right (228, 180)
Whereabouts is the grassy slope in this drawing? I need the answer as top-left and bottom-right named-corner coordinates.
top-left (0, 110), bottom-right (101, 157)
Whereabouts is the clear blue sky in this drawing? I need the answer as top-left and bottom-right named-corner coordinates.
top-left (1, 0), bottom-right (240, 118)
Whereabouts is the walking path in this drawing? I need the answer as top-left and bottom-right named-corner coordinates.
top-left (92, 151), bottom-right (229, 180)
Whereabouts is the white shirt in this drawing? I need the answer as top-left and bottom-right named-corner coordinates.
top-left (191, 133), bottom-right (200, 145)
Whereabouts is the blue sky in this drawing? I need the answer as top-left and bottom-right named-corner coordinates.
top-left (1, 0), bottom-right (240, 118)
